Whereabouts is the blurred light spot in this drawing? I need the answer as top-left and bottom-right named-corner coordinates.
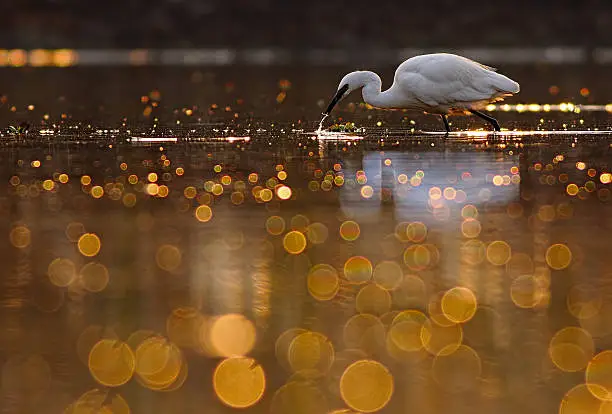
top-left (486, 241), bottom-right (511, 266)
top-left (288, 331), bottom-right (334, 374)
top-left (270, 381), bottom-right (328, 414)
top-left (340, 360), bottom-right (393, 413)
top-left (48, 257), bottom-right (77, 287)
top-left (68, 389), bottom-right (130, 414)
top-left (388, 310), bottom-right (428, 352)
top-left (166, 307), bottom-right (204, 349)
top-left (307, 222), bottom-right (329, 244)
top-left (9, 225), bottom-right (30, 248)
top-left (565, 384), bottom-right (607, 414)
top-left (90, 185), bottom-right (104, 198)
top-left (80, 262), bottom-right (110, 293)
top-left (340, 220), bottom-right (361, 241)
top-left (276, 185), bottom-right (292, 200)
top-left (372, 260), bottom-right (403, 290)
top-left (88, 339), bottom-right (135, 387)
top-left (307, 264), bottom-right (339, 301)
top-left (344, 256), bottom-right (373, 284)
top-left (265, 216), bottom-right (285, 235)
top-left (134, 336), bottom-right (183, 390)
top-left (356, 283), bottom-right (391, 315)
top-left (290, 214), bottom-right (310, 232)
top-left (208, 314), bottom-right (256, 357)
top-left (546, 243), bottom-right (572, 270)
top-left (275, 328), bottom-right (307, 372)
top-left (421, 319), bottom-right (463, 355)
top-left (213, 357), bottom-right (265, 408)
top-left (360, 185), bottom-right (374, 199)
top-left (343, 314), bottom-right (386, 353)
top-left (195, 205), bottom-right (213, 222)
top-left (510, 275), bottom-right (546, 308)
top-left (586, 351), bottom-right (612, 401)
top-left (155, 244), bottom-right (182, 271)
top-left (283, 231), bottom-right (307, 254)
top-left (406, 221), bottom-right (427, 242)
top-left (441, 287), bottom-right (477, 323)
top-left (549, 327), bottom-right (594, 372)
top-left (461, 218), bottom-right (481, 238)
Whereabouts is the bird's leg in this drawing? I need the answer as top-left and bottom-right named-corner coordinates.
top-left (468, 110), bottom-right (501, 132)
top-left (440, 115), bottom-right (451, 133)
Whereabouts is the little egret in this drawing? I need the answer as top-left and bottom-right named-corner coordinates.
top-left (324, 53), bottom-right (520, 132)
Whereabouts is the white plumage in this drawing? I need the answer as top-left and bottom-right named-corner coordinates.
top-left (324, 53), bottom-right (520, 132)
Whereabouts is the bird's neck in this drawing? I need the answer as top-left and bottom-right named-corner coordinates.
top-left (361, 72), bottom-right (397, 109)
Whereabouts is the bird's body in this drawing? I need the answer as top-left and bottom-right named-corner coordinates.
top-left (324, 53), bottom-right (520, 132)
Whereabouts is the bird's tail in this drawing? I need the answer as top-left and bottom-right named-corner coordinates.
top-left (489, 72), bottom-right (520, 94)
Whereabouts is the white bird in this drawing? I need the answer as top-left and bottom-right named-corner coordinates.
top-left (324, 53), bottom-right (520, 132)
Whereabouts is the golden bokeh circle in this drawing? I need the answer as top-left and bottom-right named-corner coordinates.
top-left (560, 383), bottom-right (607, 414)
top-left (207, 313), bottom-right (256, 357)
top-left (343, 256), bottom-right (373, 284)
top-left (266, 215), bottom-right (286, 236)
top-left (372, 260), bottom-right (403, 290)
top-left (65, 222), bottom-right (86, 242)
top-left (420, 319), bottom-right (463, 356)
top-left (340, 220), bottom-right (361, 241)
top-left (342, 314), bottom-right (386, 354)
top-left (461, 218), bottom-right (481, 238)
top-left (69, 389), bottom-right (130, 414)
top-left (427, 292), bottom-right (456, 327)
top-left (135, 339), bottom-right (183, 390)
top-left (166, 307), bottom-right (204, 349)
top-left (213, 357), bottom-right (266, 408)
top-left (270, 381), bottom-right (328, 414)
top-left (78, 233), bottom-right (101, 257)
top-left (406, 221), bottom-right (427, 242)
top-left (460, 239), bottom-right (486, 265)
top-left (155, 244), bottom-right (182, 272)
top-left (290, 214), bottom-right (310, 232)
top-left (510, 275), bottom-right (546, 309)
top-left (549, 327), bottom-right (594, 372)
top-left (48, 258), bottom-right (77, 287)
top-left (88, 339), bottom-right (135, 387)
top-left (79, 262), bottom-right (110, 293)
top-left (307, 264), bottom-right (340, 301)
top-left (586, 351), bottom-right (612, 401)
top-left (275, 328), bottom-right (307, 372)
top-left (283, 231), bottom-right (307, 254)
top-left (486, 241), bottom-right (511, 266)
top-left (388, 310), bottom-right (428, 352)
top-left (340, 360), bottom-right (393, 413)
top-left (391, 274), bottom-right (427, 309)
top-left (9, 225), bottom-right (31, 248)
top-left (195, 205), bottom-right (213, 222)
top-left (441, 287), bottom-right (478, 323)
top-left (355, 283), bottom-right (391, 315)
top-left (546, 243), bottom-right (572, 270)
top-left (403, 244), bottom-right (437, 271)
top-left (307, 222), bottom-right (329, 245)
top-left (288, 331), bottom-right (334, 374)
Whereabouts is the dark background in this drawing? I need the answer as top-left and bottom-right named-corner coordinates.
top-left (4, 0), bottom-right (610, 49)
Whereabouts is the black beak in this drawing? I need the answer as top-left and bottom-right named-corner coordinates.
top-left (324, 84), bottom-right (349, 115)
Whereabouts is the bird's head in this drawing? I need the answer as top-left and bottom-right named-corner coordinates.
top-left (324, 71), bottom-right (377, 114)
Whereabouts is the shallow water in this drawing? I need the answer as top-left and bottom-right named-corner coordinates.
top-left (0, 64), bottom-right (612, 413)
top-left (0, 126), bottom-right (612, 413)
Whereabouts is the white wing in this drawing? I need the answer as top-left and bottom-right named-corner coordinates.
top-left (394, 54), bottom-right (519, 109)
